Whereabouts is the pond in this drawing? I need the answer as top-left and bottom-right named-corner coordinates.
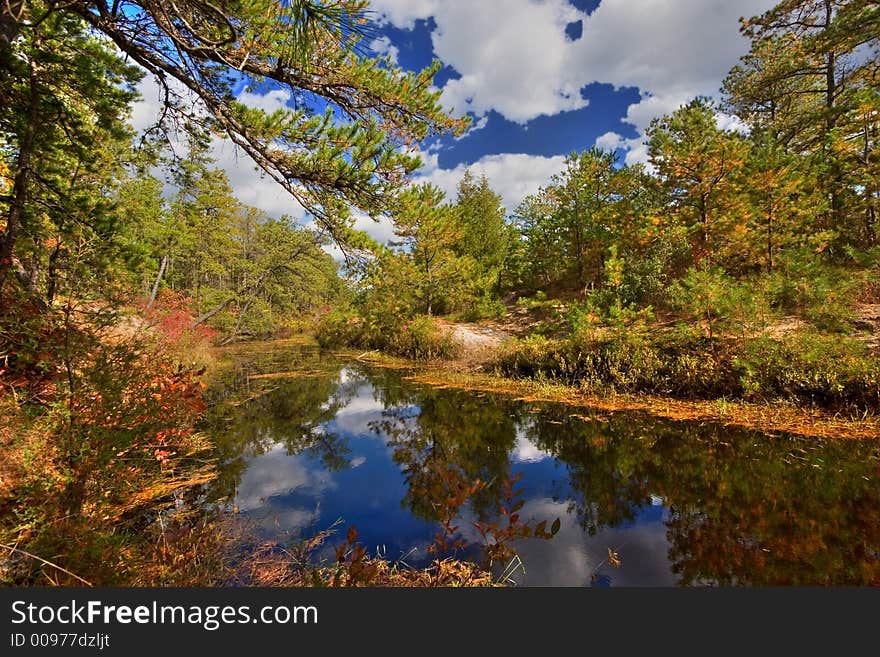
top-left (201, 341), bottom-right (880, 586)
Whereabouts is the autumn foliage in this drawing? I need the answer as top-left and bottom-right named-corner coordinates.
top-left (0, 297), bottom-right (211, 584)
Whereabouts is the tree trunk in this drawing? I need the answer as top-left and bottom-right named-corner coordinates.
top-left (191, 296), bottom-right (234, 328)
top-left (219, 299), bottom-right (251, 345)
top-left (823, 0), bottom-right (845, 230)
top-left (46, 240), bottom-right (62, 306)
top-left (146, 254), bottom-right (168, 308)
top-left (193, 263), bottom-right (283, 329)
top-left (0, 58), bottom-right (39, 298)
top-left (62, 472), bottom-right (88, 519)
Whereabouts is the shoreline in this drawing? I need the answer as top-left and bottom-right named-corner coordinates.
top-left (340, 349), bottom-right (880, 441)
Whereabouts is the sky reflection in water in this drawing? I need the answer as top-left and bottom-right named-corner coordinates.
top-left (202, 345), bottom-right (880, 586)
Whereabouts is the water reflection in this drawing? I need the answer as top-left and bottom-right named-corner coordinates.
top-left (202, 344), bottom-right (880, 586)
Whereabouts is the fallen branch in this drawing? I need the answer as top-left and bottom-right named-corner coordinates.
top-left (0, 542), bottom-right (93, 586)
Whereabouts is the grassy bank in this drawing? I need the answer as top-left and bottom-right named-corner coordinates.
top-left (316, 310), bottom-right (460, 360)
top-left (494, 328), bottom-right (880, 414)
top-left (350, 346), bottom-right (880, 441)
top-left (0, 296), bottom-right (218, 585)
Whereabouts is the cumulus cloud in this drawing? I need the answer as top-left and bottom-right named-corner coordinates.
top-left (417, 151), bottom-right (566, 213)
top-left (368, 0), bottom-right (441, 29)
top-left (432, 1), bottom-right (586, 122)
top-left (235, 445), bottom-right (335, 512)
top-left (374, 0), bottom-right (584, 122)
top-left (236, 88), bottom-right (292, 114)
top-left (371, 0), bottom-right (776, 157)
top-left (509, 497), bottom-right (677, 586)
top-left (595, 131), bottom-right (624, 151)
top-left (369, 35), bottom-right (400, 65)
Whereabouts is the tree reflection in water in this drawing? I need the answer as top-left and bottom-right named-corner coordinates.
top-left (202, 344), bottom-right (880, 585)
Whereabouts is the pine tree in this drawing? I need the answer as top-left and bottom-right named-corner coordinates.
top-left (647, 98), bottom-right (749, 267)
top-left (0, 8), bottom-right (141, 299)
top-left (0, 1), bottom-right (465, 301)
top-left (723, 0), bottom-right (880, 246)
top-left (391, 184), bottom-right (471, 316)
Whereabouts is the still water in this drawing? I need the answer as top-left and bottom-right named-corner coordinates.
top-left (202, 341), bottom-right (880, 586)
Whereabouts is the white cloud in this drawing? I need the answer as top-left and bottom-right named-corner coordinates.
top-left (715, 110), bottom-right (751, 135)
top-left (417, 151), bottom-right (566, 212)
top-left (369, 0), bottom-right (441, 29)
top-left (507, 497), bottom-right (677, 586)
top-left (512, 429), bottom-right (550, 464)
top-left (430, 1), bottom-right (585, 122)
top-left (210, 138), bottom-right (307, 219)
top-left (372, 1), bottom-right (584, 122)
top-left (129, 76), bottom-right (167, 137)
top-left (455, 114), bottom-right (489, 141)
top-left (369, 35), bottom-right (400, 65)
top-left (236, 88), bottom-right (292, 114)
top-left (235, 445), bottom-right (335, 511)
top-left (372, 0), bottom-right (776, 157)
top-left (595, 131), bottom-right (624, 151)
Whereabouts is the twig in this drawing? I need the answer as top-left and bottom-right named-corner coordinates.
top-left (0, 543), bottom-right (93, 586)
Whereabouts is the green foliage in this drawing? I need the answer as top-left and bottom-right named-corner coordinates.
top-left (0, 7), bottom-right (142, 300)
top-left (648, 98), bottom-right (750, 266)
top-left (128, 148), bottom-right (342, 343)
top-left (316, 309), bottom-right (457, 360)
top-left (0, 0), bottom-right (464, 259)
top-left (723, 0), bottom-right (880, 250)
top-left (388, 316), bottom-right (459, 360)
top-left (512, 149), bottom-right (641, 292)
top-left (498, 328), bottom-right (880, 412)
top-left (734, 331), bottom-right (880, 408)
top-left (315, 307), bottom-right (366, 350)
top-left (454, 170), bottom-right (510, 301)
top-left (390, 183), bottom-right (473, 316)
top-left (455, 295), bottom-right (507, 323)
top-left (670, 267), bottom-right (749, 338)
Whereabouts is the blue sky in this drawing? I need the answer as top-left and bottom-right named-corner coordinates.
top-left (131, 0), bottom-right (776, 245)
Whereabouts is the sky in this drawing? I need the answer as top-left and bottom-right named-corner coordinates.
top-left (131, 0), bottom-right (777, 248)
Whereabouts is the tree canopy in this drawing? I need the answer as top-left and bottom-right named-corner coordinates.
top-left (0, 0), bottom-right (465, 300)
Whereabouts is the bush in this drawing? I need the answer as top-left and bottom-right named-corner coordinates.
top-left (316, 310), bottom-right (458, 361)
top-left (733, 331), bottom-right (880, 409)
top-left (315, 308), bottom-right (366, 349)
top-left (496, 328), bottom-right (880, 411)
top-left (761, 253), bottom-right (858, 332)
top-left (387, 316), bottom-right (459, 360)
top-left (456, 295), bottom-right (506, 323)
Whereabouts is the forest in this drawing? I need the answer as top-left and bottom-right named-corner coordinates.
top-left (1, 0), bottom-right (878, 587)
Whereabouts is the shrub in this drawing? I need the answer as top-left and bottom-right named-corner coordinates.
top-left (496, 327), bottom-right (880, 411)
top-left (733, 331), bottom-right (880, 409)
top-left (388, 316), bottom-right (459, 360)
top-left (315, 308), bottom-right (366, 349)
top-left (761, 253), bottom-right (858, 332)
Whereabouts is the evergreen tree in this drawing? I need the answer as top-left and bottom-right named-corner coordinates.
top-left (454, 170), bottom-right (509, 298)
top-left (0, 8), bottom-right (141, 299)
top-left (647, 98), bottom-right (749, 268)
top-left (391, 184), bottom-right (470, 316)
top-left (723, 0), bottom-right (880, 246)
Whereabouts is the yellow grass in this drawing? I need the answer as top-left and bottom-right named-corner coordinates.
top-left (349, 358), bottom-right (880, 440)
